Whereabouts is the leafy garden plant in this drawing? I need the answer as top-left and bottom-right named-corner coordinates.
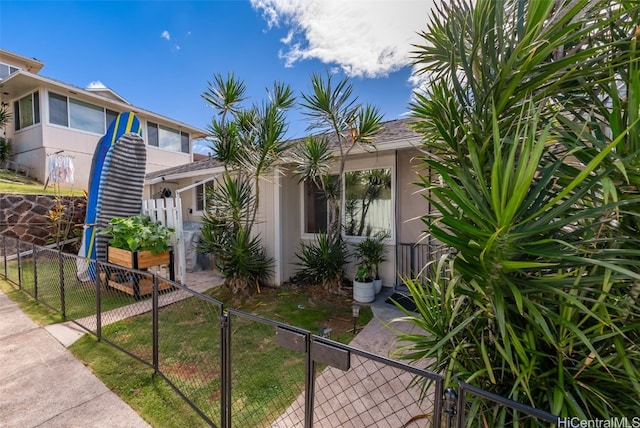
top-left (354, 232), bottom-right (387, 280)
top-left (101, 215), bottom-right (173, 254)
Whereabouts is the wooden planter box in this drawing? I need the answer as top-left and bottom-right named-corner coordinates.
top-left (107, 247), bottom-right (171, 269)
top-left (107, 276), bottom-right (174, 296)
top-left (105, 247), bottom-right (174, 298)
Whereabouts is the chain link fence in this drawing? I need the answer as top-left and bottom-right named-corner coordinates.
top-left (1, 234), bottom-right (559, 427)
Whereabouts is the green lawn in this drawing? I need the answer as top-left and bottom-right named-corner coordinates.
top-left (71, 284), bottom-right (373, 427)
top-left (5, 259), bottom-right (148, 318)
top-left (0, 170), bottom-right (84, 196)
top-left (2, 267), bottom-right (373, 427)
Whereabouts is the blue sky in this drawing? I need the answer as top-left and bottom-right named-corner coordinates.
top-left (0, 0), bottom-right (434, 154)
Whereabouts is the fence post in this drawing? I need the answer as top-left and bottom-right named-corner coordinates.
top-left (220, 310), bottom-right (232, 428)
top-left (443, 388), bottom-right (457, 428)
top-left (2, 235), bottom-right (6, 278)
top-left (17, 240), bottom-right (22, 289)
top-left (59, 251), bottom-right (66, 317)
top-left (304, 333), bottom-right (315, 428)
top-left (96, 263), bottom-right (102, 340)
top-left (152, 274), bottom-right (159, 375)
top-left (32, 243), bottom-right (38, 300)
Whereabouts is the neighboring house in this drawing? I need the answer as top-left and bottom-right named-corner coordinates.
top-left (0, 49), bottom-right (206, 189)
top-left (144, 118), bottom-right (436, 288)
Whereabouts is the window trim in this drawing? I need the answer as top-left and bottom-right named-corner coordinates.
top-left (147, 121), bottom-right (190, 154)
top-left (14, 91), bottom-right (40, 131)
top-left (300, 166), bottom-right (395, 243)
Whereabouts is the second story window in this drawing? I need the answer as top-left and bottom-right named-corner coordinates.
top-left (0, 63), bottom-right (19, 80)
top-left (14, 91), bottom-right (40, 131)
top-left (147, 121), bottom-right (190, 154)
top-left (48, 92), bottom-right (118, 134)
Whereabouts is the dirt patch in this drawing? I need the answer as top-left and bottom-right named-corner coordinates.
top-left (163, 360), bottom-right (220, 383)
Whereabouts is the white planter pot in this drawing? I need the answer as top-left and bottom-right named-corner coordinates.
top-left (353, 280), bottom-right (375, 303)
top-left (373, 278), bottom-right (382, 294)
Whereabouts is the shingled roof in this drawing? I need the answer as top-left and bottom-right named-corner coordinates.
top-left (146, 117), bottom-right (420, 181)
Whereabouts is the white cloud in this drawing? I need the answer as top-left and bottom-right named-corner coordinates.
top-left (86, 81), bottom-right (107, 89)
top-left (250, 0), bottom-right (435, 78)
top-left (161, 30), bottom-right (171, 41)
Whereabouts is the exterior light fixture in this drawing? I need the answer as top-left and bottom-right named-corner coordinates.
top-left (351, 304), bottom-right (361, 335)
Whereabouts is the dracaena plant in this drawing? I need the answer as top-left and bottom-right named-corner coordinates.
top-left (395, 0), bottom-right (640, 422)
top-left (199, 74), bottom-right (293, 293)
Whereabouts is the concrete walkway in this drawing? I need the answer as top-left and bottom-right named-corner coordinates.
top-left (0, 288), bottom-right (151, 428)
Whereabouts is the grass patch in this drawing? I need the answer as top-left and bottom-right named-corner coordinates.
top-left (0, 170), bottom-right (84, 196)
top-left (70, 335), bottom-right (205, 427)
top-left (70, 283), bottom-right (374, 427)
top-left (6, 259), bottom-right (151, 318)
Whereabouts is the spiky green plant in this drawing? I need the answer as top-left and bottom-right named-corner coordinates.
top-left (199, 74), bottom-right (293, 293)
top-left (293, 72), bottom-right (383, 241)
top-left (294, 233), bottom-right (349, 293)
top-left (395, 0), bottom-right (640, 422)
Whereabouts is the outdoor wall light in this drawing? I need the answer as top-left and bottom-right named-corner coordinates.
top-left (351, 304), bottom-right (361, 335)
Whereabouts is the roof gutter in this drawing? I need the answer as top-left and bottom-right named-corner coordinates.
top-left (145, 166), bottom-right (226, 185)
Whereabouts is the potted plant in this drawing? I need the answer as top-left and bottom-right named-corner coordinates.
top-left (355, 232), bottom-right (388, 294)
top-left (353, 262), bottom-right (375, 303)
top-left (99, 215), bottom-right (175, 297)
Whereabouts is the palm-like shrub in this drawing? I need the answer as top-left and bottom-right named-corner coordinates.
top-left (400, 106), bottom-right (640, 418)
top-left (294, 233), bottom-right (349, 292)
top-left (212, 226), bottom-right (273, 295)
top-left (199, 74), bottom-right (293, 293)
top-left (395, 0), bottom-right (640, 420)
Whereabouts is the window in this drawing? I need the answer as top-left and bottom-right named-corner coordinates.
top-left (105, 109), bottom-right (118, 128)
top-left (147, 121), bottom-right (190, 154)
top-left (48, 92), bottom-right (117, 134)
top-left (304, 179), bottom-right (330, 234)
top-left (147, 122), bottom-right (159, 147)
top-left (196, 180), bottom-right (215, 211)
top-left (344, 168), bottom-right (392, 237)
top-left (49, 93), bottom-right (68, 126)
top-left (14, 91), bottom-right (40, 131)
top-left (0, 63), bottom-right (19, 79)
top-left (302, 168), bottom-right (392, 238)
top-left (69, 98), bottom-right (104, 134)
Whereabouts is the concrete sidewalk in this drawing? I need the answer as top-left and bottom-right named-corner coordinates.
top-left (0, 288), bottom-right (150, 428)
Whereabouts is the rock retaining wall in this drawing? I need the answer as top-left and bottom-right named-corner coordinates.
top-left (0, 194), bottom-right (86, 246)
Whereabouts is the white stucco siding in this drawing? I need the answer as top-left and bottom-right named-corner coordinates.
top-left (279, 172), bottom-right (303, 284)
top-left (253, 175), bottom-right (278, 285)
top-left (145, 147), bottom-right (191, 173)
top-left (397, 149), bottom-right (429, 244)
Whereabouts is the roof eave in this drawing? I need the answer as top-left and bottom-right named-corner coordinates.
top-left (1, 71), bottom-right (207, 137)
